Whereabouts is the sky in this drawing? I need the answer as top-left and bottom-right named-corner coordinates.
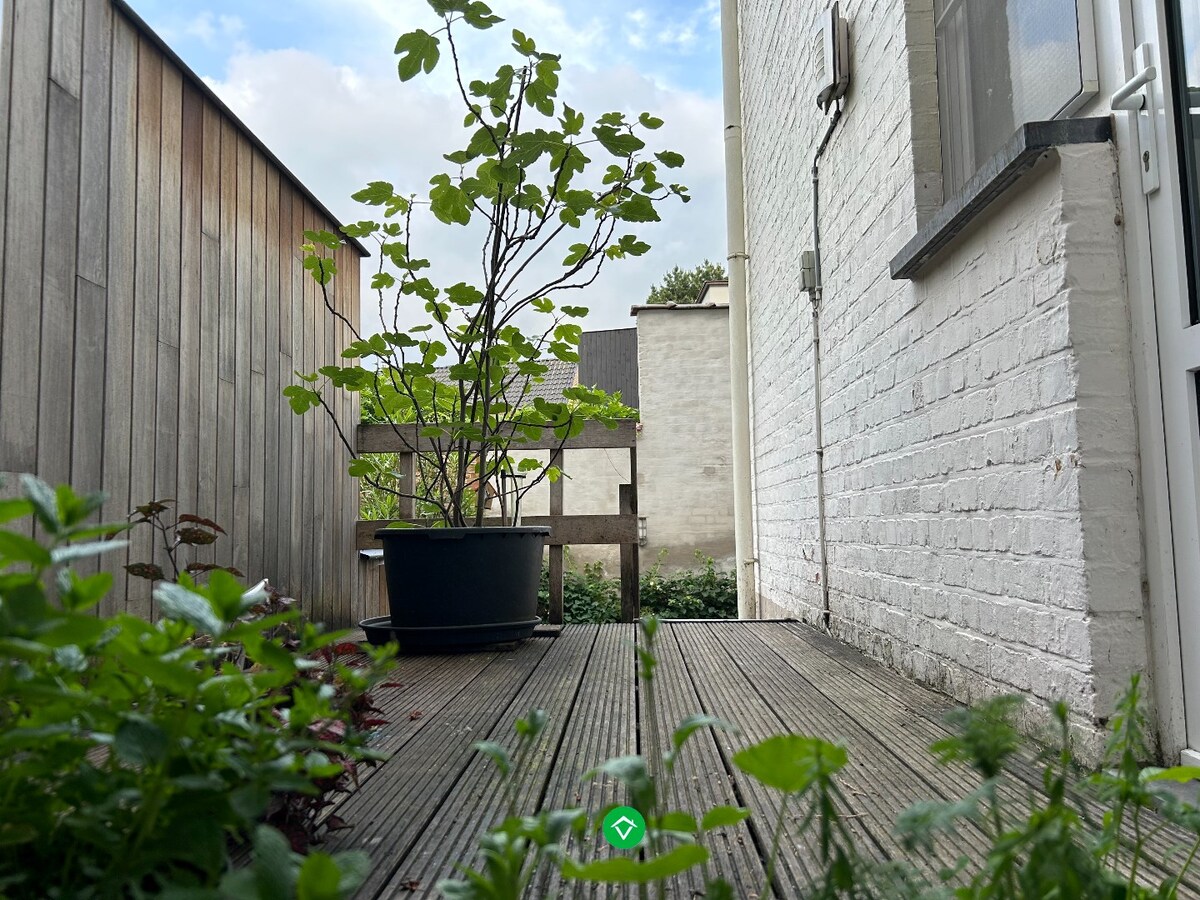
top-left (130, 0), bottom-right (729, 335)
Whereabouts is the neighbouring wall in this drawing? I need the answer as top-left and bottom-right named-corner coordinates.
top-left (737, 0), bottom-right (1147, 754)
top-left (0, 0), bottom-right (364, 626)
top-left (635, 304), bottom-right (735, 573)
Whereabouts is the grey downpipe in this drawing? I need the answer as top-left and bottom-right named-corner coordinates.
top-left (810, 103), bottom-right (842, 629)
top-left (721, 0), bottom-right (758, 619)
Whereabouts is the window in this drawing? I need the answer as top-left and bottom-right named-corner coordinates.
top-left (934, 0), bottom-right (1098, 197)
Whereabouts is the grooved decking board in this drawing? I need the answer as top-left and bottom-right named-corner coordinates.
top-left (322, 639), bottom-right (556, 879)
top-left (376, 627), bottom-right (601, 897)
top-left (670, 622), bottom-right (845, 895)
top-left (533, 624), bottom-right (636, 900)
top-left (705, 624), bottom-right (979, 879)
top-left (325, 623), bottom-right (1199, 900)
top-left (655, 624), bottom-right (762, 896)
top-left (779, 622), bottom-right (1200, 895)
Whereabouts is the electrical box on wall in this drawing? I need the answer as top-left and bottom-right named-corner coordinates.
top-left (815, 2), bottom-right (850, 113)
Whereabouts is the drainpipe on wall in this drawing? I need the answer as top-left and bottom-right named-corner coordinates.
top-left (720, 0), bottom-right (758, 619)
top-left (807, 103), bottom-right (843, 630)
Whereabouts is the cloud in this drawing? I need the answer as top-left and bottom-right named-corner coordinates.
top-left (181, 11), bottom-right (245, 48)
top-left (201, 21), bottom-right (726, 337)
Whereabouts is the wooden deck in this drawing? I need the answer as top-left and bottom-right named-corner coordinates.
top-left (324, 622), bottom-right (1200, 898)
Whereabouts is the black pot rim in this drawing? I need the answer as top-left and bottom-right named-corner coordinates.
top-left (374, 525), bottom-right (552, 540)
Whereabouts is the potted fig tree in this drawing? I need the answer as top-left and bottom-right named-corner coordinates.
top-left (286, 0), bottom-right (689, 650)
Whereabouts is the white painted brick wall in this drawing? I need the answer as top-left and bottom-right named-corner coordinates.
top-left (737, 0), bottom-right (1148, 755)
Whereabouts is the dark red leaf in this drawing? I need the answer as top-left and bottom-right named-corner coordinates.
top-left (332, 642), bottom-right (362, 656)
top-left (176, 527), bottom-right (218, 546)
top-left (325, 815), bottom-right (350, 831)
top-left (124, 562), bottom-right (165, 581)
top-left (408, 710), bottom-right (423, 721)
top-left (361, 718), bottom-right (389, 728)
top-left (380, 682), bottom-right (405, 689)
top-left (133, 499), bottom-right (173, 517)
top-left (177, 513), bottom-right (227, 534)
top-left (399, 881), bottom-right (421, 892)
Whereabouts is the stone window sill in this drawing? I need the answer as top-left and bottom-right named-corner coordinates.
top-left (889, 118), bottom-right (1113, 280)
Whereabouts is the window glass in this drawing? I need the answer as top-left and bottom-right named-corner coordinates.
top-left (1166, 0), bottom-right (1200, 324)
top-left (934, 0), bottom-right (1086, 197)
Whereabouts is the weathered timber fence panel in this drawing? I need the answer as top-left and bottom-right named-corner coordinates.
top-left (354, 420), bottom-right (641, 624)
top-left (0, 0), bottom-right (365, 626)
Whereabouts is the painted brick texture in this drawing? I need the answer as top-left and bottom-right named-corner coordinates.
top-left (737, 0), bottom-right (1147, 751)
top-left (636, 306), bottom-right (737, 571)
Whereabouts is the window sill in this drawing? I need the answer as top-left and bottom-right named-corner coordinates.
top-left (889, 118), bottom-right (1113, 280)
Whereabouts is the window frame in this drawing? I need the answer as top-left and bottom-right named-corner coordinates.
top-left (933, 0), bottom-right (1100, 200)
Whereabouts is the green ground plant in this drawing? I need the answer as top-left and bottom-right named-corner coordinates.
top-left (537, 551), bottom-right (737, 623)
top-left (0, 476), bottom-right (392, 898)
top-left (442, 618), bottom-right (1200, 899)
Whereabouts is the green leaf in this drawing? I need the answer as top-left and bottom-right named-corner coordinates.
top-left (1146, 766), bottom-right (1200, 784)
top-left (658, 811), bottom-right (698, 833)
top-left (429, 174), bottom-right (472, 226)
top-left (395, 29), bottom-right (441, 81)
top-left (21, 475), bottom-right (61, 534)
top-left (593, 125), bottom-right (645, 158)
top-left (512, 28), bottom-right (536, 55)
top-left (615, 194), bottom-right (659, 223)
top-left (50, 539), bottom-right (128, 565)
top-left (561, 105), bottom-right (585, 136)
top-left (0, 531), bottom-right (52, 567)
top-left (732, 734), bottom-right (848, 794)
top-left (155, 582), bottom-right (225, 636)
top-left (114, 716), bottom-right (169, 766)
top-left (701, 805), bottom-right (751, 831)
top-left (562, 243), bottom-right (590, 266)
top-left (347, 458), bottom-right (375, 478)
top-left (473, 740), bottom-right (512, 777)
top-left (296, 853), bottom-right (342, 900)
top-left (283, 385), bottom-right (322, 415)
top-left (563, 845), bottom-right (708, 883)
top-left (252, 826), bottom-right (297, 900)
top-left (0, 497), bottom-right (32, 524)
top-left (639, 112), bottom-right (664, 129)
top-left (371, 272), bottom-right (396, 290)
top-left (655, 150), bottom-right (685, 168)
top-left (352, 181), bottom-right (395, 206)
top-left (671, 713), bottom-right (736, 755)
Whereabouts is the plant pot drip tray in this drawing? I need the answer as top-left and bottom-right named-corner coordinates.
top-left (359, 615), bottom-right (541, 653)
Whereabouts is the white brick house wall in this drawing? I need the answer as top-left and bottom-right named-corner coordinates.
top-left (736, 0), bottom-right (1148, 753)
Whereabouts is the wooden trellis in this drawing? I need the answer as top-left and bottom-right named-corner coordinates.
top-left (354, 420), bottom-right (640, 624)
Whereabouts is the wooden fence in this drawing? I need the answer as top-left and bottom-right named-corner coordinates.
top-left (354, 420), bottom-right (640, 624)
top-left (0, 0), bottom-right (365, 624)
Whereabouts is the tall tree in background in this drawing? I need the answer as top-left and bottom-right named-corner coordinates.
top-left (644, 259), bottom-right (727, 305)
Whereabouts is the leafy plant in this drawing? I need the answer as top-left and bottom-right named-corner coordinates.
top-left (0, 476), bottom-right (391, 897)
top-left (287, 0), bottom-right (688, 528)
top-left (644, 259), bottom-right (727, 305)
top-left (123, 498), bottom-right (244, 583)
top-left (537, 552), bottom-right (737, 624)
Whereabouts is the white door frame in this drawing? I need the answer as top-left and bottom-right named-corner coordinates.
top-left (1119, 0), bottom-right (1200, 763)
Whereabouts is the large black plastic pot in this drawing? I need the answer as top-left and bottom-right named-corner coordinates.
top-left (362, 526), bottom-right (549, 652)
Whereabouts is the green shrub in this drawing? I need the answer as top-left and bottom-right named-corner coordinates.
top-left (537, 552), bottom-right (737, 624)
top-left (0, 477), bottom-right (389, 898)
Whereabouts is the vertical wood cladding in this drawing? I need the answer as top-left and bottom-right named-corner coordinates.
top-left (0, 0), bottom-right (364, 626)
